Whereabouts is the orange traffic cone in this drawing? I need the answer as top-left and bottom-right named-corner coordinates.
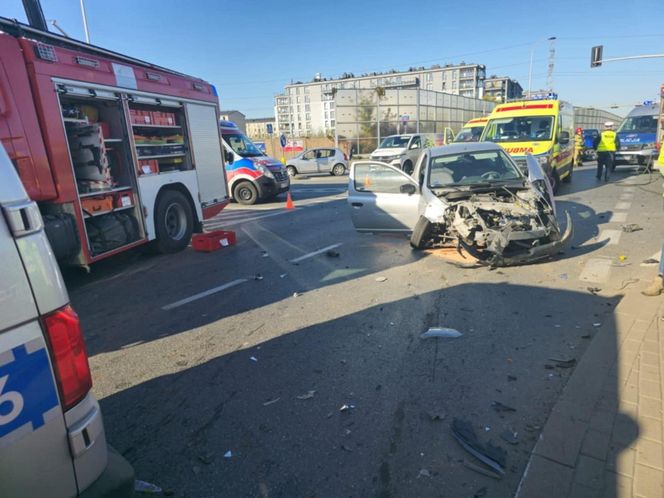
top-left (285, 192), bottom-right (295, 210)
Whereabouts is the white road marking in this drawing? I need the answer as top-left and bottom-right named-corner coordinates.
top-left (614, 201), bottom-right (631, 211)
top-left (290, 243), bottom-right (342, 263)
top-left (162, 278), bottom-right (248, 310)
top-left (619, 193), bottom-right (634, 201)
top-left (598, 229), bottom-right (622, 245)
top-left (608, 212), bottom-right (627, 223)
top-left (579, 258), bottom-right (612, 283)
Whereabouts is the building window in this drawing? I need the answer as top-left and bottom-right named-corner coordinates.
top-left (452, 81), bottom-right (457, 89)
top-left (330, 120), bottom-right (335, 127)
top-left (305, 113), bottom-right (311, 121)
top-left (305, 104), bottom-right (310, 112)
top-left (330, 110), bottom-right (335, 118)
top-left (442, 81), bottom-right (446, 90)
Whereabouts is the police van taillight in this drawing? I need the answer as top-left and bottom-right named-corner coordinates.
top-left (43, 305), bottom-right (92, 411)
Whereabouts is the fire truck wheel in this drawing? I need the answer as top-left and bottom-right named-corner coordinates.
top-left (154, 190), bottom-right (194, 253)
top-left (234, 181), bottom-right (259, 205)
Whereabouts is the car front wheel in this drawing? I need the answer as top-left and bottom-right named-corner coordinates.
top-left (332, 163), bottom-right (346, 176)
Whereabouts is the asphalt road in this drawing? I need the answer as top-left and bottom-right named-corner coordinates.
top-left (65, 164), bottom-right (664, 497)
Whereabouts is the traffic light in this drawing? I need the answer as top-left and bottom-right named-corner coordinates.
top-left (591, 46), bottom-right (603, 68)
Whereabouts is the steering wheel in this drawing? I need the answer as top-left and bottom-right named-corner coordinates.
top-left (480, 171), bottom-right (501, 180)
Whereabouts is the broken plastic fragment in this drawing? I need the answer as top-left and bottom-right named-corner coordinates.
top-left (293, 292), bottom-right (301, 297)
top-left (621, 223), bottom-right (643, 233)
top-left (500, 429), bottom-right (519, 445)
top-left (262, 397), bottom-right (280, 406)
top-left (491, 401), bottom-right (516, 413)
top-left (339, 404), bottom-right (355, 412)
top-left (250, 356), bottom-right (258, 362)
top-left (587, 287), bottom-right (601, 295)
top-left (254, 273), bottom-right (264, 281)
top-left (417, 469), bottom-right (431, 478)
top-left (326, 250), bottom-right (340, 258)
top-left (280, 273), bottom-right (288, 278)
top-left (134, 480), bottom-right (162, 494)
top-left (224, 451), bottom-right (232, 458)
top-left (375, 276), bottom-right (387, 282)
top-left (296, 390), bottom-right (316, 400)
top-left (451, 418), bottom-right (506, 476)
top-left (420, 327), bottom-right (463, 339)
top-left (549, 358), bottom-right (577, 368)
top-left (261, 251), bottom-right (269, 257)
top-left (593, 323), bottom-right (601, 327)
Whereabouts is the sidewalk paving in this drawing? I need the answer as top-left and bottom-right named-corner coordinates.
top-left (516, 289), bottom-right (664, 498)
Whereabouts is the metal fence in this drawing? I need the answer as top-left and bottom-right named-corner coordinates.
top-left (573, 107), bottom-right (624, 131)
top-left (334, 88), bottom-right (495, 154)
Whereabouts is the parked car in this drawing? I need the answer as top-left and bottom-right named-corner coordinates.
top-left (370, 131), bottom-right (455, 174)
top-left (0, 145), bottom-right (134, 497)
top-left (348, 142), bottom-right (572, 267)
top-left (286, 148), bottom-right (348, 177)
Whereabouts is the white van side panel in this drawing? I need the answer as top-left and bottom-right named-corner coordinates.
top-left (185, 103), bottom-right (229, 205)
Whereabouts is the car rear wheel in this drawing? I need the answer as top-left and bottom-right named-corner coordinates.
top-left (410, 216), bottom-right (433, 250)
top-left (287, 166), bottom-right (297, 177)
top-left (154, 190), bottom-right (194, 253)
top-left (234, 181), bottom-right (259, 205)
top-left (332, 163), bottom-right (346, 176)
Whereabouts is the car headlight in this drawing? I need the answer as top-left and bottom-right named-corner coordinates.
top-left (256, 164), bottom-right (274, 179)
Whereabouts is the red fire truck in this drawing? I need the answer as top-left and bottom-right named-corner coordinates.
top-left (0, 14), bottom-right (229, 267)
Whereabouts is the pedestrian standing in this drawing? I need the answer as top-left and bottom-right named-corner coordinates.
top-left (574, 127), bottom-right (584, 167)
top-left (593, 121), bottom-right (620, 181)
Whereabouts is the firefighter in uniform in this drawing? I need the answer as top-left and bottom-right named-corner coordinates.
top-left (574, 127), bottom-right (584, 167)
top-left (593, 121), bottom-right (620, 181)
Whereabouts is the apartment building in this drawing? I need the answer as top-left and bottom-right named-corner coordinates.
top-left (483, 76), bottom-right (524, 103)
top-left (220, 110), bottom-right (246, 133)
top-left (246, 117), bottom-right (276, 138)
top-left (275, 63), bottom-right (486, 136)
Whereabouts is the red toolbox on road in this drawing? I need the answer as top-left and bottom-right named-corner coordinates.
top-left (191, 230), bottom-right (236, 252)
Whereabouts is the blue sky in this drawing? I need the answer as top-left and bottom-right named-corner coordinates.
top-left (5, 0), bottom-right (664, 118)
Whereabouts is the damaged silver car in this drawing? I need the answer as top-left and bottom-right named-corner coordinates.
top-left (347, 142), bottom-right (572, 266)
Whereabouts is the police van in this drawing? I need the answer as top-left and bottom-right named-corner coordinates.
top-left (615, 103), bottom-right (659, 167)
top-left (0, 145), bottom-right (134, 497)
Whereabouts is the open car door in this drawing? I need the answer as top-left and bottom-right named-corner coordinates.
top-left (347, 161), bottom-right (421, 232)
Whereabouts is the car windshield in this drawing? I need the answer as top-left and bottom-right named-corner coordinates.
top-left (618, 115), bottom-right (657, 134)
top-left (428, 149), bottom-right (522, 188)
top-left (484, 116), bottom-right (554, 142)
top-left (378, 136), bottom-right (410, 148)
top-left (454, 126), bottom-right (484, 142)
top-left (223, 132), bottom-right (264, 158)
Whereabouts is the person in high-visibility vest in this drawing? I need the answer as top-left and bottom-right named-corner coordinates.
top-left (573, 127), bottom-right (584, 167)
top-left (593, 121), bottom-right (620, 181)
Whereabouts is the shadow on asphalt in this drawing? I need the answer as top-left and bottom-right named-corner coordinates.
top-left (98, 283), bottom-right (636, 497)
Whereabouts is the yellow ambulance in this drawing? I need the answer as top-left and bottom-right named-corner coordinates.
top-left (481, 97), bottom-right (575, 192)
top-left (454, 116), bottom-right (489, 142)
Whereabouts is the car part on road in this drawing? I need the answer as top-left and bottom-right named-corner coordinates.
top-left (463, 460), bottom-right (502, 480)
top-left (420, 327), bottom-right (462, 339)
top-left (326, 249), bottom-right (340, 258)
top-left (375, 276), bottom-right (387, 282)
top-left (621, 223), bottom-right (643, 233)
top-left (262, 397), bottom-right (280, 406)
top-left (587, 286), bottom-right (601, 295)
top-left (548, 358), bottom-right (577, 368)
top-left (224, 451), bottom-right (232, 458)
top-left (134, 480), bottom-right (162, 494)
top-left (296, 390), bottom-right (316, 400)
top-left (452, 418), bottom-right (506, 477)
top-left (500, 430), bottom-right (519, 445)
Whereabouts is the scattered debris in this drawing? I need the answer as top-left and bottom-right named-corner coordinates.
top-left (344, 429), bottom-right (352, 436)
top-left (250, 356), bottom-right (258, 362)
top-left (593, 323), bottom-right (602, 328)
top-left (581, 334), bottom-right (592, 339)
top-left (339, 404), bottom-right (355, 412)
top-left (428, 409), bottom-right (447, 422)
top-left (417, 469), bottom-right (432, 479)
top-left (262, 397), bottom-right (280, 406)
top-left (224, 451), bottom-right (232, 458)
top-left (261, 251), bottom-right (269, 258)
top-left (559, 273), bottom-right (568, 280)
top-left (451, 418), bottom-right (506, 476)
top-left (491, 401), bottom-right (516, 413)
top-left (254, 273), bottom-right (264, 281)
top-left (618, 278), bottom-right (640, 290)
top-left (134, 480), bottom-right (162, 494)
top-left (420, 327), bottom-right (463, 339)
top-left (525, 424), bottom-right (541, 432)
top-left (292, 292), bottom-right (301, 298)
top-left (474, 486), bottom-right (488, 497)
top-left (641, 258), bottom-right (659, 266)
top-left (341, 444), bottom-right (353, 452)
top-left (375, 276), bottom-right (388, 282)
top-left (621, 223), bottom-right (643, 233)
top-left (507, 375), bottom-right (517, 382)
top-left (544, 364), bottom-right (555, 370)
top-left (296, 390), bottom-right (316, 400)
top-left (619, 255), bottom-right (627, 262)
top-left (484, 426), bottom-right (491, 432)
top-left (587, 286), bottom-right (601, 295)
top-left (197, 453), bottom-right (214, 465)
top-left (463, 460), bottom-right (502, 480)
top-left (326, 250), bottom-right (340, 258)
top-left (500, 429), bottom-right (519, 445)
top-left (548, 358), bottom-right (577, 368)
top-left (280, 273), bottom-right (288, 279)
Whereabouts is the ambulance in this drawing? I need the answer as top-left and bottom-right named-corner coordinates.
top-left (481, 96), bottom-right (575, 192)
top-left (454, 117), bottom-right (489, 142)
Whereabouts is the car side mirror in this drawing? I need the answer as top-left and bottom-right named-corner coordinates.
top-left (225, 150), bottom-right (234, 165)
top-left (558, 131), bottom-right (570, 145)
top-left (400, 183), bottom-right (417, 195)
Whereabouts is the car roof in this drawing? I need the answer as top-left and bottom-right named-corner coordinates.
top-left (625, 104), bottom-right (659, 117)
top-left (428, 142), bottom-right (502, 157)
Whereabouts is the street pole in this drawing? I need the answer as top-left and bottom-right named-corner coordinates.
top-left (79, 0), bottom-right (90, 43)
